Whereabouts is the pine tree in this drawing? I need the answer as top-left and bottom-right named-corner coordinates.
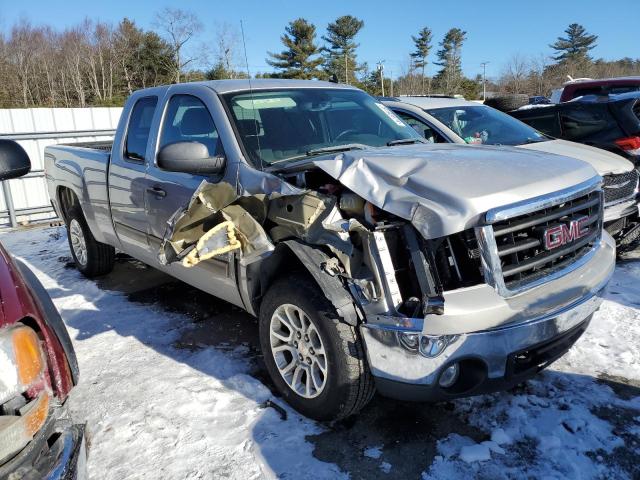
top-left (322, 15), bottom-right (364, 84)
top-left (410, 27), bottom-right (432, 94)
top-left (550, 23), bottom-right (598, 63)
top-left (267, 18), bottom-right (325, 79)
top-left (434, 28), bottom-right (466, 95)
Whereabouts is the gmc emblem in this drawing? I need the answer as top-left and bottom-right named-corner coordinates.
top-left (543, 217), bottom-right (590, 250)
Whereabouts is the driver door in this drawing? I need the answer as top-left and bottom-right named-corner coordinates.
top-left (145, 92), bottom-right (242, 306)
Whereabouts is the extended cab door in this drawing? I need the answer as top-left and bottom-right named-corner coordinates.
top-left (144, 89), bottom-right (243, 307)
top-left (108, 95), bottom-right (158, 257)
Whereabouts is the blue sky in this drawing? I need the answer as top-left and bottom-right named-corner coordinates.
top-left (0, 0), bottom-right (637, 79)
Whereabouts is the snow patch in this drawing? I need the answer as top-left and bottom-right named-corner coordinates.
top-left (490, 428), bottom-right (512, 445)
top-left (363, 445), bottom-right (383, 459)
top-left (459, 443), bottom-right (492, 463)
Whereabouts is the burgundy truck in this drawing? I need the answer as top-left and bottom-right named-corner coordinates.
top-left (0, 141), bottom-right (86, 479)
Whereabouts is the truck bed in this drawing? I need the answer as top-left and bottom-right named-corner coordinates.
top-left (44, 142), bottom-right (115, 245)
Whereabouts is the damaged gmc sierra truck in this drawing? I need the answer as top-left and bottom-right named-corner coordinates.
top-left (45, 80), bottom-right (616, 421)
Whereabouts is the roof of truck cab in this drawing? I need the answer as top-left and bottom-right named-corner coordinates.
top-left (129, 79), bottom-right (360, 98)
top-left (393, 96), bottom-right (481, 109)
top-left (203, 79), bottom-right (359, 94)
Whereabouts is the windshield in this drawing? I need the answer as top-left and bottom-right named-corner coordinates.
top-left (223, 88), bottom-right (421, 165)
top-left (426, 105), bottom-right (548, 146)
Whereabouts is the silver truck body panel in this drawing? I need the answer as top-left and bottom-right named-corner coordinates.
top-left (313, 143), bottom-right (597, 239)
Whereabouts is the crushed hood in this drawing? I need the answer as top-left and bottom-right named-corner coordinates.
top-left (518, 139), bottom-right (634, 176)
top-left (312, 143), bottom-right (599, 239)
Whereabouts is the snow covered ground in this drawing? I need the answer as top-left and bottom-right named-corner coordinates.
top-left (2, 226), bottom-right (639, 479)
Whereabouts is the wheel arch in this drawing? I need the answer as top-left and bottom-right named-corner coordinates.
top-left (254, 240), bottom-right (360, 327)
top-left (56, 185), bottom-right (79, 223)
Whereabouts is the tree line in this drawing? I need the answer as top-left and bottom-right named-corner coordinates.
top-left (1, 12), bottom-right (639, 109)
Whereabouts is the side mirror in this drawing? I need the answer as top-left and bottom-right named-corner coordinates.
top-left (157, 141), bottom-right (226, 175)
top-left (0, 140), bottom-right (31, 181)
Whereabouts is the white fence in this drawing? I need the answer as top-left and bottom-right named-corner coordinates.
top-left (0, 107), bottom-right (122, 227)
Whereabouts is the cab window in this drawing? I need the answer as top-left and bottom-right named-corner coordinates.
top-left (160, 95), bottom-right (223, 157)
top-left (125, 96), bottom-right (158, 162)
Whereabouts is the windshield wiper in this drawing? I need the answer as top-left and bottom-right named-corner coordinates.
top-left (386, 138), bottom-right (427, 146)
top-left (270, 144), bottom-right (369, 165)
top-left (306, 143), bottom-right (369, 155)
top-left (521, 137), bottom-right (548, 144)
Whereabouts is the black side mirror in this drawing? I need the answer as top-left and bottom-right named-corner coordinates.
top-left (0, 140), bottom-right (31, 181)
top-left (157, 141), bottom-right (226, 175)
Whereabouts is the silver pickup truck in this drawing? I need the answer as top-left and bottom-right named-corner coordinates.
top-left (45, 79), bottom-right (616, 421)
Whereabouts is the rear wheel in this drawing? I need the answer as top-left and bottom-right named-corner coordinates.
top-left (66, 205), bottom-right (115, 277)
top-left (259, 274), bottom-right (375, 421)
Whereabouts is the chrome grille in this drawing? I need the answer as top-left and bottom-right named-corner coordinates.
top-left (603, 170), bottom-right (638, 204)
top-left (477, 178), bottom-right (604, 297)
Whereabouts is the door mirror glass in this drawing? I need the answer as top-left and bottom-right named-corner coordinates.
top-left (0, 140), bottom-right (31, 180)
top-left (157, 141), bottom-right (226, 175)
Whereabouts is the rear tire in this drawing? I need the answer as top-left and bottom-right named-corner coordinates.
top-left (66, 204), bottom-right (115, 277)
top-left (484, 94), bottom-right (529, 112)
top-left (259, 274), bottom-right (375, 421)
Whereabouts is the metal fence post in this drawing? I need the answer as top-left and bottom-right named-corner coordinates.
top-left (1, 181), bottom-right (17, 228)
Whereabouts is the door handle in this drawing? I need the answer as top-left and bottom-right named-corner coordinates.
top-left (146, 187), bottom-right (167, 198)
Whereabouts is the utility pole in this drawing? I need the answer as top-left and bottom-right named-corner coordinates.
top-left (345, 53), bottom-right (348, 84)
top-left (480, 62), bottom-right (489, 102)
top-left (377, 61), bottom-right (385, 97)
top-left (389, 70), bottom-right (394, 97)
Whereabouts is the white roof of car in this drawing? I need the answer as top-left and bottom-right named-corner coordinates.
top-left (395, 96), bottom-right (481, 109)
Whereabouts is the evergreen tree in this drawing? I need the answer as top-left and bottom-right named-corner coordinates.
top-left (267, 18), bottom-right (325, 79)
top-left (322, 15), bottom-right (364, 84)
top-left (550, 23), bottom-right (598, 63)
top-left (434, 28), bottom-right (466, 95)
top-left (410, 27), bottom-right (432, 94)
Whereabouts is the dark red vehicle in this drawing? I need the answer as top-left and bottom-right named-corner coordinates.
top-left (554, 76), bottom-right (640, 103)
top-left (0, 140), bottom-right (86, 479)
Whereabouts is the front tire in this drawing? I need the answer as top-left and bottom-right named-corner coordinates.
top-left (259, 274), bottom-right (375, 421)
top-left (66, 205), bottom-right (115, 277)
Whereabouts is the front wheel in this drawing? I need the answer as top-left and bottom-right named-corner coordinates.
top-left (259, 274), bottom-right (375, 421)
top-left (66, 205), bottom-right (115, 277)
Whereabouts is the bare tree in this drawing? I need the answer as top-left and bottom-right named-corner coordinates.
top-left (153, 8), bottom-right (202, 83)
top-left (500, 54), bottom-right (528, 94)
top-left (214, 22), bottom-right (241, 78)
top-left (529, 53), bottom-right (552, 96)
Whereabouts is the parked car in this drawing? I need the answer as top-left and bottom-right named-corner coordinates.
top-left (550, 76), bottom-right (640, 103)
top-left (382, 96), bottom-right (640, 244)
top-left (0, 140), bottom-right (86, 479)
top-left (45, 80), bottom-right (615, 421)
top-left (509, 92), bottom-right (640, 164)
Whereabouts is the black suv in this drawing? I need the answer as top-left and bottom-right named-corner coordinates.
top-left (509, 92), bottom-right (640, 165)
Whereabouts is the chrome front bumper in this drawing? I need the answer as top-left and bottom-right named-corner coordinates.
top-left (361, 233), bottom-right (615, 399)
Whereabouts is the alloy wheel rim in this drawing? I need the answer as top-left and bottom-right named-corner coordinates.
top-left (69, 219), bottom-right (88, 266)
top-left (269, 304), bottom-right (328, 399)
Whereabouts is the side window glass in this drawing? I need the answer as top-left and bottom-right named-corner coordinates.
top-left (394, 111), bottom-right (443, 143)
top-left (519, 112), bottom-right (562, 137)
top-left (160, 95), bottom-right (223, 157)
top-left (125, 96), bottom-right (158, 162)
top-left (559, 105), bottom-right (618, 140)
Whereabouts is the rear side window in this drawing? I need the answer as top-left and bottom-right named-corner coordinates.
top-left (559, 104), bottom-right (622, 141)
top-left (125, 96), bottom-right (158, 161)
top-left (516, 110), bottom-right (562, 137)
top-left (160, 95), bottom-right (223, 157)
